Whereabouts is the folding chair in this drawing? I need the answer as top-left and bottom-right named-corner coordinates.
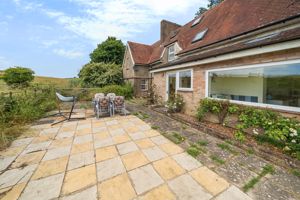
top-left (51, 92), bottom-right (85, 125)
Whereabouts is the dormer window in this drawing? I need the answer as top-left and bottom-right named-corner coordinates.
top-left (192, 28), bottom-right (208, 43)
top-left (168, 45), bottom-right (175, 61)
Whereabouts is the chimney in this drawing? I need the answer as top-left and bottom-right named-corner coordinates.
top-left (160, 20), bottom-right (181, 42)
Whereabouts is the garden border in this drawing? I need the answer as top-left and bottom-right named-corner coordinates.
top-left (151, 106), bottom-right (300, 169)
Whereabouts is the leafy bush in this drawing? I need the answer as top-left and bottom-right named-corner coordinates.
top-left (3, 67), bottom-right (34, 88)
top-left (165, 94), bottom-right (184, 113)
top-left (234, 130), bottom-right (246, 143)
top-left (0, 87), bottom-right (56, 147)
top-left (60, 84), bottom-right (133, 101)
top-left (78, 62), bottom-right (123, 87)
top-left (196, 98), bottom-right (300, 159)
top-left (196, 98), bottom-right (229, 123)
top-left (68, 78), bottom-right (82, 88)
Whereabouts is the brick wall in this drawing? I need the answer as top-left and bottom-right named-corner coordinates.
top-left (152, 71), bottom-right (166, 104)
top-left (152, 48), bottom-right (300, 116)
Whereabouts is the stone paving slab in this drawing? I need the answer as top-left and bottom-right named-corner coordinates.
top-left (0, 113), bottom-right (254, 200)
top-left (127, 103), bottom-right (300, 200)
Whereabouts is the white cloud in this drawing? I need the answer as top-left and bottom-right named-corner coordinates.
top-left (53, 49), bottom-right (84, 59)
top-left (13, 0), bottom-right (207, 43)
top-left (12, 0), bottom-right (21, 6)
top-left (41, 40), bottom-right (59, 48)
top-left (12, 0), bottom-right (42, 11)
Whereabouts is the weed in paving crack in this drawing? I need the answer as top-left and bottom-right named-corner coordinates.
top-left (151, 125), bottom-right (160, 130)
top-left (217, 143), bottom-right (238, 155)
top-left (210, 155), bottom-right (225, 165)
top-left (243, 164), bottom-right (275, 192)
top-left (197, 140), bottom-right (209, 146)
top-left (164, 132), bottom-right (186, 144)
top-left (291, 169), bottom-right (300, 178)
top-left (187, 146), bottom-right (201, 158)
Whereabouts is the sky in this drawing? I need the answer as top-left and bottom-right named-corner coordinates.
top-left (0, 0), bottom-right (208, 78)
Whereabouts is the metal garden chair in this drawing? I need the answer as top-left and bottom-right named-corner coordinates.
top-left (113, 96), bottom-right (126, 116)
top-left (95, 96), bottom-right (111, 118)
top-left (93, 93), bottom-right (104, 113)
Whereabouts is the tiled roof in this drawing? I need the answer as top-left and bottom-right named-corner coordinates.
top-left (127, 0), bottom-right (300, 65)
top-left (153, 27), bottom-right (300, 69)
top-left (127, 42), bottom-right (153, 65)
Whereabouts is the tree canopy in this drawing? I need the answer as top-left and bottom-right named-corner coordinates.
top-left (78, 62), bottom-right (123, 87)
top-left (89, 37), bottom-right (125, 64)
top-left (195, 0), bottom-right (224, 16)
top-left (3, 67), bottom-right (34, 88)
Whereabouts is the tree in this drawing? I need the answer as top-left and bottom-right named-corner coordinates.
top-left (90, 37), bottom-right (125, 64)
top-left (78, 62), bottom-right (123, 87)
top-left (195, 7), bottom-right (208, 16)
top-left (195, 0), bottom-right (224, 17)
top-left (3, 67), bottom-right (34, 88)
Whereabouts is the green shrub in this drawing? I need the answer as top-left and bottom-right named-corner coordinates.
top-left (165, 94), bottom-right (184, 113)
top-left (60, 84), bottom-right (133, 101)
top-left (78, 62), bottom-right (123, 87)
top-left (196, 98), bottom-right (229, 123)
top-left (0, 87), bottom-right (56, 147)
top-left (195, 98), bottom-right (300, 159)
top-left (3, 67), bottom-right (34, 88)
top-left (99, 84), bottom-right (133, 99)
top-left (234, 130), bottom-right (246, 143)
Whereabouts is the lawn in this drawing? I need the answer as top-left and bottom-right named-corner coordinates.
top-left (33, 76), bottom-right (71, 88)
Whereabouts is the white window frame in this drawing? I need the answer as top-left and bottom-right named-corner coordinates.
top-left (205, 59), bottom-right (300, 113)
top-left (168, 45), bottom-right (175, 62)
top-left (165, 69), bottom-right (193, 100)
top-left (140, 79), bottom-right (148, 91)
top-left (177, 69), bottom-right (193, 91)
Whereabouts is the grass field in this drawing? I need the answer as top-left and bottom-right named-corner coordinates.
top-left (33, 76), bottom-right (71, 87)
top-left (0, 76), bottom-right (71, 93)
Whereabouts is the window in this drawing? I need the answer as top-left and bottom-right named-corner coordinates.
top-left (140, 79), bottom-right (148, 91)
top-left (179, 70), bottom-right (192, 89)
top-left (168, 45), bottom-right (175, 61)
top-left (192, 28), bottom-right (208, 43)
top-left (207, 62), bottom-right (300, 111)
top-left (191, 16), bottom-right (203, 27)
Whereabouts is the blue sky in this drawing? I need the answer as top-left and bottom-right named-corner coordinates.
top-left (0, 0), bottom-right (207, 78)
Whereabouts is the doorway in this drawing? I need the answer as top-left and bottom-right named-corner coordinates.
top-left (167, 73), bottom-right (176, 100)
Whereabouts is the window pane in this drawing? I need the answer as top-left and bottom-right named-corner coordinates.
top-left (140, 79), bottom-right (147, 90)
top-left (179, 70), bottom-right (191, 88)
top-left (168, 45), bottom-right (175, 61)
top-left (208, 63), bottom-right (300, 108)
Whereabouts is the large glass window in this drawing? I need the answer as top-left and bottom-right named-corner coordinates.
top-left (179, 70), bottom-right (192, 89)
top-left (208, 63), bottom-right (300, 108)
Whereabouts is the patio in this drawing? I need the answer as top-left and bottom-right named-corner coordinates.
top-left (0, 109), bottom-right (252, 200)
